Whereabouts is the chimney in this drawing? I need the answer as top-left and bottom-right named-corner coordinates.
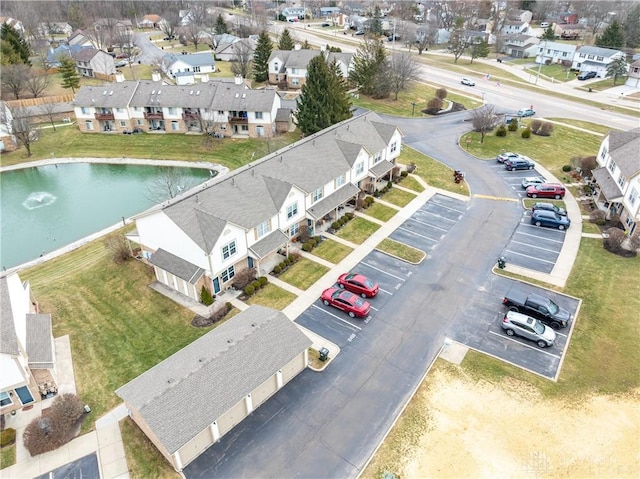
top-left (294, 43), bottom-right (301, 50)
top-left (114, 71), bottom-right (125, 83)
top-left (234, 75), bottom-right (243, 85)
top-left (152, 71), bottom-right (161, 82)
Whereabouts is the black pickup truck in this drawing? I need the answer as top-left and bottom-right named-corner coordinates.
top-left (502, 290), bottom-right (571, 330)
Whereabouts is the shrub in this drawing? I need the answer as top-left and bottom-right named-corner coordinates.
top-left (232, 268), bottom-right (256, 290)
top-left (521, 127), bottom-right (531, 138)
top-left (530, 119), bottom-right (542, 133)
top-left (200, 286), bottom-right (214, 306)
top-left (580, 156), bottom-right (598, 177)
top-left (629, 233), bottom-right (640, 251)
top-left (251, 280), bottom-right (261, 291)
top-left (0, 428), bottom-right (16, 447)
top-left (495, 125), bottom-right (507, 137)
top-left (609, 213), bottom-right (620, 226)
top-left (604, 227), bottom-right (626, 250)
top-left (302, 241), bottom-right (314, 252)
top-left (356, 198), bottom-right (365, 210)
top-left (103, 234), bottom-right (130, 264)
top-left (426, 97), bottom-right (443, 113)
top-left (387, 181), bottom-right (393, 189)
top-left (562, 164), bottom-right (572, 172)
top-left (298, 224), bottom-right (311, 243)
top-left (244, 285), bottom-right (255, 296)
top-left (344, 212), bottom-right (354, 220)
top-left (273, 265), bottom-right (281, 274)
top-left (365, 196), bottom-right (375, 206)
top-left (288, 253), bottom-right (299, 263)
top-left (538, 121), bottom-right (554, 136)
top-left (507, 118), bottom-right (518, 131)
top-left (435, 87), bottom-right (448, 99)
top-left (400, 170), bottom-right (408, 178)
top-left (331, 221), bottom-right (341, 230)
top-left (590, 210), bottom-right (606, 225)
top-left (339, 216), bottom-right (348, 225)
top-left (258, 276), bottom-right (268, 287)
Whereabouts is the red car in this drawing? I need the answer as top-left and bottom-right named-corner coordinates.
top-left (321, 288), bottom-right (371, 318)
top-left (526, 183), bottom-right (566, 199)
top-left (337, 272), bottom-right (379, 298)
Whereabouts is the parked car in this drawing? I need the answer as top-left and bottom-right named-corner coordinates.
top-left (501, 311), bottom-right (556, 348)
top-left (504, 158), bottom-right (535, 171)
top-left (526, 183), bottom-right (566, 199)
top-left (496, 151), bottom-right (521, 163)
top-left (115, 52), bottom-right (129, 59)
top-left (577, 71), bottom-right (597, 80)
top-left (354, 30), bottom-right (365, 35)
top-left (337, 273), bottom-right (379, 298)
top-left (530, 210), bottom-right (571, 230)
top-left (115, 60), bottom-right (128, 67)
top-left (521, 176), bottom-right (545, 189)
top-left (502, 289), bottom-right (572, 330)
top-left (540, 22), bottom-right (550, 28)
top-left (321, 288), bottom-right (371, 318)
top-left (531, 202), bottom-right (567, 216)
top-left (517, 108), bottom-right (536, 117)
top-left (321, 22), bottom-right (331, 27)
top-left (388, 34), bottom-right (401, 41)
top-left (461, 77), bottom-right (475, 86)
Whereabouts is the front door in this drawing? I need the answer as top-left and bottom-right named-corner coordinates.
top-left (213, 277), bottom-right (220, 294)
top-left (247, 257), bottom-right (254, 269)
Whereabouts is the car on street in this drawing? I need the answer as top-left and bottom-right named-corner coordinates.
top-left (517, 108), bottom-right (536, 117)
top-left (321, 288), bottom-right (371, 318)
top-left (461, 77), bottom-right (476, 86)
top-left (501, 311), bottom-right (556, 348)
top-left (321, 22), bottom-right (331, 27)
top-left (531, 202), bottom-right (567, 216)
top-left (521, 176), bottom-right (545, 188)
top-left (530, 210), bottom-right (571, 230)
top-left (504, 158), bottom-right (535, 171)
top-left (526, 183), bottom-right (566, 199)
top-left (496, 151), bottom-right (521, 163)
top-left (577, 71), bottom-right (597, 80)
top-left (354, 30), bottom-right (365, 35)
top-left (337, 273), bottom-right (379, 298)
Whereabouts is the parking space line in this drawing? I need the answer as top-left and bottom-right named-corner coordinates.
top-left (397, 226), bottom-right (440, 242)
top-left (488, 331), bottom-right (562, 358)
top-left (521, 223), bottom-right (566, 235)
top-left (514, 231), bottom-right (565, 244)
top-left (407, 217), bottom-right (450, 230)
top-left (415, 210), bottom-right (457, 223)
top-left (310, 304), bottom-right (362, 331)
top-left (370, 305), bottom-right (379, 311)
top-left (474, 194), bottom-right (519, 202)
top-left (361, 262), bottom-right (407, 281)
top-left (378, 287), bottom-right (394, 295)
top-left (427, 202), bottom-right (466, 214)
top-left (510, 240), bottom-right (562, 253)
top-left (505, 249), bottom-right (556, 264)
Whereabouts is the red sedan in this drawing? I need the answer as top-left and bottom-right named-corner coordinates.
top-left (321, 288), bottom-right (371, 318)
top-left (337, 273), bottom-right (379, 298)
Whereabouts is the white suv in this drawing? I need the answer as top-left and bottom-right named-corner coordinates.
top-left (501, 311), bottom-right (556, 348)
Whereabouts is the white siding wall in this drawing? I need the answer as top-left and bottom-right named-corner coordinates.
top-left (211, 223), bottom-right (248, 269)
top-left (278, 188), bottom-right (306, 231)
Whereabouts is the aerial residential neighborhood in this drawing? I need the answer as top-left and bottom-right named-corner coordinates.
top-left (0, 1), bottom-right (639, 478)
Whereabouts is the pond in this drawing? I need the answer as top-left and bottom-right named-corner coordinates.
top-left (0, 163), bottom-right (211, 270)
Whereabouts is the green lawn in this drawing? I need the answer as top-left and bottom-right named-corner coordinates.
top-left (277, 257), bottom-right (330, 290)
top-left (397, 174), bottom-right (425, 192)
top-left (335, 217), bottom-right (381, 244)
top-left (399, 146), bottom-right (470, 196)
top-left (245, 283), bottom-right (297, 309)
top-left (376, 238), bottom-right (426, 264)
top-left (524, 63), bottom-right (574, 83)
top-left (0, 127), bottom-right (301, 167)
top-left (461, 124), bottom-right (602, 178)
top-left (576, 77), bottom-right (628, 92)
top-left (0, 445), bottom-right (16, 469)
top-left (121, 418), bottom-right (178, 479)
top-left (363, 202), bottom-right (399, 221)
top-left (310, 239), bottom-right (353, 264)
top-left (545, 118), bottom-right (615, 135)
top-left (582, 221), bottom-right (601, 234)
top-left (380, 187), bottom-right (417, 207)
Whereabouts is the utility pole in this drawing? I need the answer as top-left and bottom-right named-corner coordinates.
top-left (535, 40), bottom-right (547, 85)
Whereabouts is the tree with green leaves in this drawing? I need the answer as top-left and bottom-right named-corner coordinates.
top-left (295, 55), bottom-right (351, 136)
top-left (214, 14), bottom-right (228, 34)
top-left (278, 28), bottom-right (295, 50)
top-left (541, 26), bottom-right (555, 41)
top-left (624, 4), bottom-right (640, 48)
top-left (1, 23), bottom-right (31, 65)
top-left (369, 6), bottom-right (383, 35)
top-left (58, 56), bottom-right (80, 93)
top-left (448, 18), bottom-right (468, 64)
top-left (253, 31), bottom-right (273, 82)
top-left (606, 57), bottom-right (628, 86)
top-left (349, 37), bottom-right (388, 96)
top-left (595, 19), bottom-right (625, 49)
top-left (301, 40), bottom-right (312, 49)
top-left (469, 39), bottom-right (490, 64)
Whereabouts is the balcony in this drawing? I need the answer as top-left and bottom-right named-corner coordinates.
top-left (229, 115), bottom-right (248, 124)
top-left (144, 111), bottom-right (164, 120)
top-left (182, 111), bottom-right (201, 120)
top-left (94, 111), bottom-right (114, 120)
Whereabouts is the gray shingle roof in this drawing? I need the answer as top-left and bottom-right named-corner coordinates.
top-left (211, 84), bottom-right (277, 112)
top-left (369, 159), bottom-right (395, 178)
top-left (163, 51), bottom-right (215, 68)
top-left (308, 183), bottom-right (360, 220)
top-left (592, 167), bottom-right (623, 201)
top-left (73, 48), bottom-right (100, 62)
top-left (576, 46), bottom-right (623, 58)
top-left (0, 276), bottom-right (19, 356)
top-left (26, 314), bottom-right (54, 368)
top-left (248, 229), bottom-right (289, 259)
top-left (149, 248), bottom-right (205, 283)
top-left (116, 305), bottom-right (311, 454)
top-left (129, 81), bottom-right (216, 108)
top-left (608, 128), bottom-right (640, 177)
top-left (74, 82), bottom-right (139, 108)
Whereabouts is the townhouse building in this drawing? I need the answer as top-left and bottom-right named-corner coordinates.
top-left (73, 77), bottom-right (281, 138)
top-left (571, 46), bottom-right (625, 77)
top-left (268, 49), bottom-right (353, 89)
top-left (130, 112), bottom-right (402, 300)
top-left (626, 59), bottom-right (640, 88)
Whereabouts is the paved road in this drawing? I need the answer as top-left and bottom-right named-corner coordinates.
top-left (185, 112), bottom-right (522, 478)
top-left (133, 32), bottom-right (165, 64)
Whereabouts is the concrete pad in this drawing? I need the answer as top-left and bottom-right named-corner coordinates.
top-left (54, 335), bottom-right (77, 395)
top-left (98, 440), bottom-right (126, 465)
top-left (101, 456), bottom-right (130, 479)
top-left (38, 445), bottom-right (72, 473)
top-left (97, 422), bottom-right (123, 446)
top-left (96, 403), bottom-right (128, 429)
top-left (439, 340), bottom-right (469, 365)
top-left (3, 457), bottom-right (42, 479)
top-left (66, 431), bottom-right (99, 460)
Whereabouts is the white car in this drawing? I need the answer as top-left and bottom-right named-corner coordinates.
top-left (501, 311), bottom-right (556, 348)
top-left (461, 78), bottom-right (476, 86)
top-left (521, 176), bottom-right (545, 189)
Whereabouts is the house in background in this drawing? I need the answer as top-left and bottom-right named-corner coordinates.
top-left (0, 272), bottom-right (58, 416)
top-left (37, 21), bottom-right (73, 37)
top-left (215, 37), bottom-right (256, 63)
top-left (267, 48), bottom-right (353, 89)
top-left (500, 19), bottom-right (529, 35)
top-left (0, 16), bottom-right (24, 34)
top-left (73, 48), bottom-right (116, 78)
top-left (503, 34), bottom-right (539, 58)
top-left (507, 9), bottom-right (533, 24)
top-left (67, 29), bottom-right (93, 48)
top-left (591, 128), bottom-right (640, 236)
top-left (571, 46), bottom-right (625, 77)
top-left (162, 52), bottom-right (216, 81)
top-left (625, 59), bottom-right (640, 88)
top-left (45, 43), bottom-right (85, 68)
top-left (535, 41), bottom-right (576, 65)
top-left (137, 14), bottom-right (166, 30)
top-left (552, 11), bottom-right (579, 24)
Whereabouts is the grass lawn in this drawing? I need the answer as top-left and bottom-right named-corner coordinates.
top-left (277, 257), bottom-right (329, 290)
top-left (310, 239), bottom-right (353, 264)
top-left (461, 124), bottom-right (602, 178)
top-left (0, 126), bottom-right (302, 167)
top-left (399, 146), bottom-right (471, 196)
top-left (524, 63), bottom-right (574, 83)
top-left (0, 445), bottom-right (16, 469)
top-left (418, 53), bottom-right (525, 84)
top-left (376, 239), bottom-right (426, 264)
top-left (545, 118), bottom-right (613, 135)
top-left (576, 77), bottom-right (628, 92)
top-left (245, 283), bottom-right (297, 309)
top-left (582, 221), bottom-right (601, 234)
top-left (335, 217), bottom-right (381, 245)
top-left (121, 418), bottom-right (179, 479)
top-left (363, 202), bottom-right (399, 222)
top-left (380, 187), bottom-right (417, 207)
top-left (396, 174), bottom-right (425, 192)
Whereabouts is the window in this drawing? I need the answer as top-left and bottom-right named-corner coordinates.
top-left (390, 141), bottom-right (397, 153)
top-left (335, 174), bottom-right (345, 187)
top-left (221, 265), bottom-right (235, 283)
top-left (291, 68), bottom-right (298, 74)
top-left (356, 161), bottom-right (365, 175)
top-left (241, 125), bottom-right (248, 131)
top-left (292, 78), bottom-right (299, 86)
top-left (257, 125), bottom-right (264, 136)
top-left (116, 107), bottom-right (123, 113)
top-left (287, 202), bottom-right (298, 219)
top-left (255, 112), bottom-right (263, 119)
top-left (120, 121), bottom-right (126, 127)
top-left (374, 153), bottom-right (382, 164)
top-left (257, 220), bottom-right (270, 237)
top-left (168, 107), bottom-right (177, 115)
top-left (608, 159), bottom-right (617, 173)
top-left (290, 223), bottom-right (299, 236)
top-left (222, 240), bottom-right (237, 260)
top-left (194, 66), bottom-right (201, 73)
top-left (85, 121), bottom-right (94, 130)
top-left (274, 62), bottom-right (279, 71)
top-left (0, 391), bottom-right (12, 407)
top-left (618, 175), bottom-right (626, 188)
top-left (313, 187), bottom-right (323, 203)
top-left (562, 52), bottom-right (567, 57)
top-left (171, 120), bottom-right (179, 131)
top-left (601, 145), bottom-right (608, 160)
top-left (597, 56), bottom-right (603, 61)
top-left (218, 110), bottom-right (224, 115)
top-left (134, 106), bottom-right (141, 111)
top-left (137, 119), bottom-right (143, 125)
top-left (630, 188), bottom-right (639, 206)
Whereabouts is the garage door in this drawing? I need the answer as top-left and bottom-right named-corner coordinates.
top-left (216, 399), bottom-right (247, 437)
top-left (251, 375), bottom-right (278, 407)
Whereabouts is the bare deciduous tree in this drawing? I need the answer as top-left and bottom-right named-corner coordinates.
top-left (25, 69), bottom-right (51, 98)
top-left (230, 40), bottom-right (254, 78)
top-left (9, 106), bottom-right (37, 156)
top-left (104, 233), bottom-right (131, 263)
top-left (470, 105), bottom-right (500, 144)
top-left (574, 0), bottom-right (617, 36)
top-left (146, 166), bottom-right (192, 204)
top-left (184, 23), bottom-right (206, 51)
top-left (38, 101), bottom-right (59, 131)
top-left (387, 52), bottom-right (419, 100)
top-left (2, 64), bottom-right (30, 99)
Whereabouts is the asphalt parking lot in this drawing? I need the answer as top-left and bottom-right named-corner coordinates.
top-left (35, 453), bottom-right (99, 479)
top-left (448, 275), bottom-right (581, 380)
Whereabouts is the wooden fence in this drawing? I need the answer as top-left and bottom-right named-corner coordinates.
top-left (5, 94), bottom-right (75, 109)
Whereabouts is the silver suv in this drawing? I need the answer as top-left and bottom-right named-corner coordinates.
top-left (501, 311), bottom-right (556, 348)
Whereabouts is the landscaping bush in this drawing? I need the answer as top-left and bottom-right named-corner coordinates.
top-left (0, 428), bottom-right (16, 447)
top-left (604, 227), bottom-right (626, 251)
top-left (425, 97), bottom-right (443, 114)
top-left (590, 210), bottom-right (606, 225)
top-left (364, 196), bottom-right (375, 207)
top-left (231, 268), bottom-right (257, 290)
top-left (331, 221), bottom-right (341, 230)
top-left (244, 285), bottom-right (255, 296)
top-left (507, 118), bottom-right (518, 131)
top-left (580, 156), bottom-right (598, 177)
top-left (562, 164), bottom-right (572, 172)
top-left (298, 224), bottom-right (311, 243)
top-left (258, 276), bottom-right (268, 287)
top-left (344, 212), bottom-right (354, 220)
top-left (200, 285), bottom-right (214, 306)
top-left (273, 265), bottom-right (281, 274)
top-left (302, 241), bottom-right (314, 252)
top-left (538, 121), bottom-right (554, 136)
top-left (435, 87), bottom-right (448, 99)
top-left (496, 125), bottom-right (507, 137)
top-left (629, 233), bottom-right (640, 251)
top-left (103, 234), bottom-right (130, 264)
top-left (521, 127), bottom-right (531, 138)
top-left (609, 214), bottom-right (621, 227)
top-left (400, 170), bottom-right (408, 178)
top-left (288, 253), bottom-right (299, 263)
top-left (530, 119), bottom-right (542, 133)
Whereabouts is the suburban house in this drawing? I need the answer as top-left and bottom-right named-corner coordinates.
top-left (137, 14), bottom-right (166, 30)
top-left (37, 21), bottom-right (73, 37)
top-left (116, 305), bottom-right (311, 472)
top-left (571, 46), bottom-right (625, 77)
top-left (281, 6), bottom-right (307, 21)
top-left (130, 111), bottom-right (402, 299)
top-left (73, 77), bottom-right (280, 137)
top-left (0, 16), bottom-right (24, 34)
top-left (267, 48), bottom-right (353, 89)
top-left (92, 18), bottom-right (134, 36)
top-left (591, 128), bottom-right (640, 236)
top-left (68, 29), bottom-right (93, 47)
top-left (74, 48), bottom-right (116, 78)
top-left (215, 37), bottom-right (256, 63)
top-left (552, 11), bottom-right (579, 24)
top-left (45, 44), bottom-right (84, 68)
top-left (502, 34), bottom-right (539, 58)
top-left (500, 19), bottom-right (529, 35)
top-left (162, 52), bottom-right (216, 82)
top-left (0, 272), bottom-right (58, 416)
top-left (625, 59), bottom-right (640, 88)
top-left (507, 9), bottom-right (533, 23)
top-left (0, 102), bottom-right (17, 152)
top-left (555, 23), bottom-right (585, 39)
top-left (535, 41), bottom-right (576, 65)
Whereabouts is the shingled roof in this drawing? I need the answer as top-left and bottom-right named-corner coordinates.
top-left (607, 128), bottom-right (640, 177)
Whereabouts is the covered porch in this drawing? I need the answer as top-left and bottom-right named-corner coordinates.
top-left (307, 183), bottom-right (360, 235)
top-left (591, 167), bottom-right (624, 218)
top-left (248, 229), bottom-right (290, 276)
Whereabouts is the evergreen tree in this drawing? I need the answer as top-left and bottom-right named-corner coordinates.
top-left (214, 14), bottom-right (228, 34)
top-left (0, 23), bottom-right (31, 65)
top-left (253, 31), bottom-right (273, 82)
top-left (278, 28), bottom-right (295, 50)
top-left (349, 38), bottom-right (387, 96)
top-left (295, 55), bottom-right (351, 136)
top-left (369, 6), bottom-right (383, 35)
top-left (541, 26), bottom-right (555, 41)
top-left (624, 4), bottom-right (640, 48)
top-left (469, 39), bottom-right (490, 64)
top-left (606, 57), bottom-right (628, 86)
top-left (58, 56), bottom-right (80, 93)
top-left (595, 19), bottom-right (625, 49)
top-left (301, 40), bottom-right (312, 49)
